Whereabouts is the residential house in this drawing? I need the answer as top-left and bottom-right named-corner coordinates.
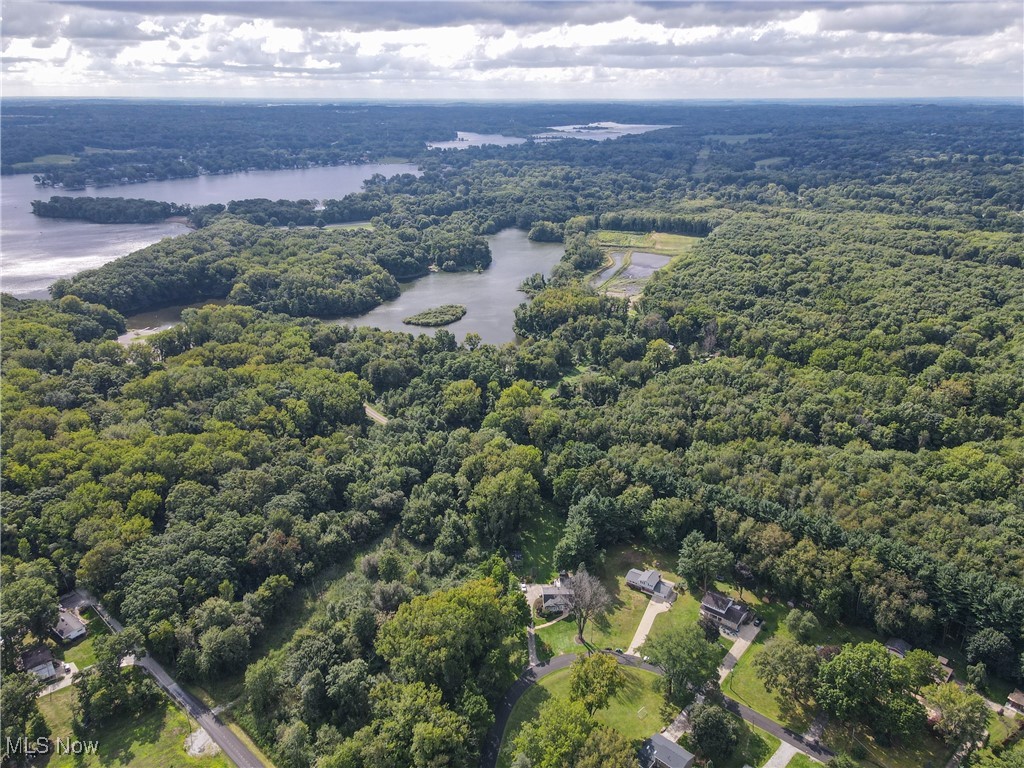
top-left (640, 733), bottom-right (695, 768)
top-left (539, 586), bottom-right (573, 616)
top-left (885, 638), bottom-right (912, 658)
top-left (54, 611), bottom-right (87, 643)
top-left (1006, 690), bottom-right (1024, 715)
top-left (699, 591), bottom-right (751, 633)
top-left (21, 648), bottom-right (59, 681)
top-left (625, 569), bottom-right (676, 603)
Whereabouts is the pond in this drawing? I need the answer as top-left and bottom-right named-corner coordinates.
top-left (342, 228), bottom-right (563, 344)
top-left (120, 229), bottom-right (563, 347)
top-left (1, 162), bottom-right (419, 298)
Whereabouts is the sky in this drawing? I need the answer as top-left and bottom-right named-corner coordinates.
top-left (2, 1), bottom-right (1021, 100)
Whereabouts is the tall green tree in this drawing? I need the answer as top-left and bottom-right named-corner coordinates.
top-left (569, 653), bottom-right (623, 714)
top-left (640, 624), bottom-right (720, 705)
top-left (677, 532), bottom-right (733, 592)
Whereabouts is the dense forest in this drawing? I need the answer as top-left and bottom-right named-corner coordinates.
top-left (2, 102), bottom-right (1023, 768)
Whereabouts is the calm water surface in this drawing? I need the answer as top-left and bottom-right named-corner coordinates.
top-left (120, 229), bottom-right (563, 346)
top-left (343, 229), bottom-right (563, 345)
top-left (1, 163), bottom-right (418, 297)
top-left (427, 132), bottom-right (526, 150)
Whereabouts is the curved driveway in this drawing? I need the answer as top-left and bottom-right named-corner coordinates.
top-left (479, 651), bottom-right (834, 768)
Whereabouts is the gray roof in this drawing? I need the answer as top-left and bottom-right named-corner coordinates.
top-left (21, 647), bottom-right (55, 669)
top-left (700, 591), bottom-right (749, 625)
top-left (627, 568), bottom-right (663, 590)
top-left (641, 734), bottom-right (695, 768)
top-left (54, 611), bottom-right (86, 639)
top-left (885, 638), bottom-right (912, 657)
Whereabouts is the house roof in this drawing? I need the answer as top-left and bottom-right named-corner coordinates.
top-left (54, 612), bottom-right (86, 639)
top-left (627, 568), bottom-right (663, 589)
top-left (21, 647), bottom-right (56, 670)
top-left (641, 734), bottom-right (695, 768)
top-left (885, 638), bottom-right (912, 657)
top-left (700, 591), bottom-right (749, 625)
top-left (1008, 690), bottom-right (1024, 707)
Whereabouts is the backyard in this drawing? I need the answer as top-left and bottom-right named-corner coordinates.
top-left (496, 665), bottom-right (667, 768)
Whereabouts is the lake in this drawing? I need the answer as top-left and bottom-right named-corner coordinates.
top-left (120, 229), bottom-right (563, 346)
top-left (0, 162), bottom-right (419, 298)
top-left (427, 132), bottom-right (526, 150)
top-left (343, 229), bottom-right (563, 344)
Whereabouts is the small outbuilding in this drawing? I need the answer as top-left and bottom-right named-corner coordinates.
top-left (53, 611), bottom-right (87, 643)
top-left (699, 590), bottom-right (751, 633)
top-left (640, 733), bottom-right (695, 768)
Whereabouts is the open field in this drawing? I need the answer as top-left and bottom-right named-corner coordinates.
top-left (37, 686), bottom-right (232, 768)
top-left (496, 665), bottom-right (667, 768)
top-left (590, 229), bottom-right (700, 296)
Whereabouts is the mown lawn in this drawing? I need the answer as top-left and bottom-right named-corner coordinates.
top-left (722, 600), bottom-right (878, 732)
top-left (987, 709), bottom-right (1021, 749)
top-left (822, 723), bottom-right (951, 768)
top-left (514, 502), bottom-right (564, 585)
top-left (37, 686), bottom-right (232, 768)
top-left (535, 545), bottom-right (669, 658)
top-left (497, 665), bottom-right (668, 768)
top-left (786, 754), bottom-right (820, 767)
top-left (61, 612), bottom-right (111, 670)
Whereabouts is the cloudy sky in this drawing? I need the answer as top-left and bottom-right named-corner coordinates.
top-left (2, 1), bottom-right (1021, 100)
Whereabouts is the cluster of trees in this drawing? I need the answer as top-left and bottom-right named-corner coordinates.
top-left (756, 638), bottom-right (991, 749)
top-left (31, 196), bottom-right (190, 224)
top-left (244, 562), bottom-right (526, 768)
top-left (49, 217), bottom-right (491, 317)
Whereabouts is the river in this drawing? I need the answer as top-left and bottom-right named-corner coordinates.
top-left (0, 162), bottom-right (418, 298)
top-left (119, 229), bottom-right (562, 346)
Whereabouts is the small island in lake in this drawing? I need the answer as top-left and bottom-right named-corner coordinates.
top-left (402, 304), bottom-right (467, 327)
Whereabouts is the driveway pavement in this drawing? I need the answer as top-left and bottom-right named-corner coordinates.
top-left (719, 621), bottom-right (760, 683)
top-left (626, 596), bottom-right (672, 655)
top-left (38, 662), bottom-right (78, 697)
top-left (763, 742), bottom-right (803, 768)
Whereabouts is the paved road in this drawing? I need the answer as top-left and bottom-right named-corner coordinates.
top-left (479, 650), bottom-right (834, 768)
top-left (363, 402), bottom-right (389, 425)
top-left (79, 591), bottom-right (266, 768)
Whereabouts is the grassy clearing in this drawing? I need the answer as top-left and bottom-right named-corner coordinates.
top-left (931, 641), bottom-right (1015, 704)
top-left (13, 154), bottom-right (78, 170)
top-left (987, 710), bottom-right (1021, 749)
top-left (644, 590), bottom-right (733, 655)
top-left (496, 665), bottom-right (668, 768)
top-left (515, 503), bottom-right (564, 584)
top-left (37, 686), bottom-right (231, 768)
top-left (535, 546), bottom-right (670, 658)
top-left (822, 723), bottom-right (951, 768)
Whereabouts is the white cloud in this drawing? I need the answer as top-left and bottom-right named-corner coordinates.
top-left (1, 1), bottom-right (1020, 98)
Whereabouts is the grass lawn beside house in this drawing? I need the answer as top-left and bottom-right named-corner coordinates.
top-left (36, 686), bottom-right (232, 768)
top-left (496, 665), bottom-right (668, 768)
